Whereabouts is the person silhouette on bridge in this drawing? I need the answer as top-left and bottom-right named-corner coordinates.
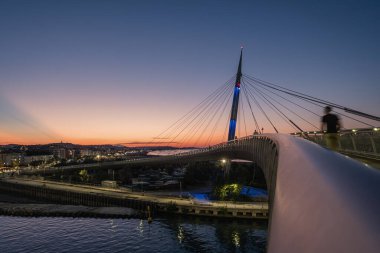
top-left (321, 106), bottom-right (341, 151)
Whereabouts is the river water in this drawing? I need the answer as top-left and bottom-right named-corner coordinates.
top-left (0, 215), bottom-right (267, 253)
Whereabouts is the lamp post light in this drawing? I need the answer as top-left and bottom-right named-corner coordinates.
top-left (179, 181), bottom-right (182, 199)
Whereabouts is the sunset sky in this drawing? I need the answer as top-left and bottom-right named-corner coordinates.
top-left (0, 0), bottom-right (379, 146)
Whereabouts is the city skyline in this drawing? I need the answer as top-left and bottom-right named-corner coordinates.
top-left (1, 0), bottom-right (379, 145)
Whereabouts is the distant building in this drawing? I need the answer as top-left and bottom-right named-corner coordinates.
top-left (23, 155), bottom-right (54, 165)
top-left (66, 149), bottom-right (76, 159)
top-left (0, 153), bottom-right (23, 166)
top-left (53, 148), bottom-right (67, 159)
top-left (80, 149), bottom-right (100, 157)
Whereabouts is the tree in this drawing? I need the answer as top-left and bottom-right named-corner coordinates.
top-left (79, 169), bottom-right (89, 182)
top-left (213, 183), bottom-right (242, 201)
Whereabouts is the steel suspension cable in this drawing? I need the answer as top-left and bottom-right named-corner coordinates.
top-left (295, 95), bottom-right (375, 128)
top-left (244, 74), bottom-right (380, 122)
top-left (244, 74), bottom-right (344, 108)
top-left (165, 78), bottom-right (234, 146)
top-left (249, 76), bottom-right (374, 128)
top-left (223, 104), bottom-right (233, 141)
top-left (245, 80), bottom-right (296, 131)
top-left (193, 82), bottom-right (234, 146)
top-left (250, 79), bottom-right (321, 118)
top-left (152, 76), bottom-right (235, 145)
top-left (164, 77), bottom-right (235, 140)
top-left (245, 79), bottom-right (320, 130)
top-left (176, 80), bottom-right (235, 146)
top-left (206, 90), bottom-right (233, 145)
top-left (240, 90), bottom-right (248, 137)
top-left (241, 79), bottom-right (262, 133)
top-left (242, 79), bottom-right (279, 133)
top-left (248, 84), bottom-right (304, 132)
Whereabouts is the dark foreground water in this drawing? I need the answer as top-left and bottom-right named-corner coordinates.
top-left (0, 215), bottom-right (267, 253)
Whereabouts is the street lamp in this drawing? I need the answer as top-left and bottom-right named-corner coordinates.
top-left (179, 181), bottom-right (182, 199)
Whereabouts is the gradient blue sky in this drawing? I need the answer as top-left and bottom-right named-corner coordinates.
top-left (0, 0), bottom-right (379, 145)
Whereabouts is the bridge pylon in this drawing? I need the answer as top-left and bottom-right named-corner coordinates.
top-left (228, 48), bottom-right (243, 141)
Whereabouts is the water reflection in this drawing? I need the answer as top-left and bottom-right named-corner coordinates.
top-left (138, 219), bottom-right (144, 236)
top-left (109, 219), bottom-right (118, 232)
top-left (159, 215), bottom-right (267, 253)
top-left (232, 231), bottom-right (241, 247)
top-left (0, 216), bottom-right (267, 253)
top-left (177, 225), bottom-right (185, 243)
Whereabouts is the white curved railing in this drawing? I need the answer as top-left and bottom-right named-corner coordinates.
top-left (265, 134), bottom-right (380, 253)
top-left (292, 128), bottom-right (380, 160)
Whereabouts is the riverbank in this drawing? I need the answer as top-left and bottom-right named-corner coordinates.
top-left (0, 192), bottom-right (46, 204)
top-left (0, 177), bottom-right (269, 219)
top-left (0, 203), bottom-right (140, 219)
top-left (0, 190), bottom-right (141, 219)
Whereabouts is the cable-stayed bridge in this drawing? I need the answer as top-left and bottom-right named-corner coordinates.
top-left (18, 50), bottom-right (380, 253)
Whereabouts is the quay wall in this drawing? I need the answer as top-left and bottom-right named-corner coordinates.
top-left (0, 180), bottom-right (156, 212)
